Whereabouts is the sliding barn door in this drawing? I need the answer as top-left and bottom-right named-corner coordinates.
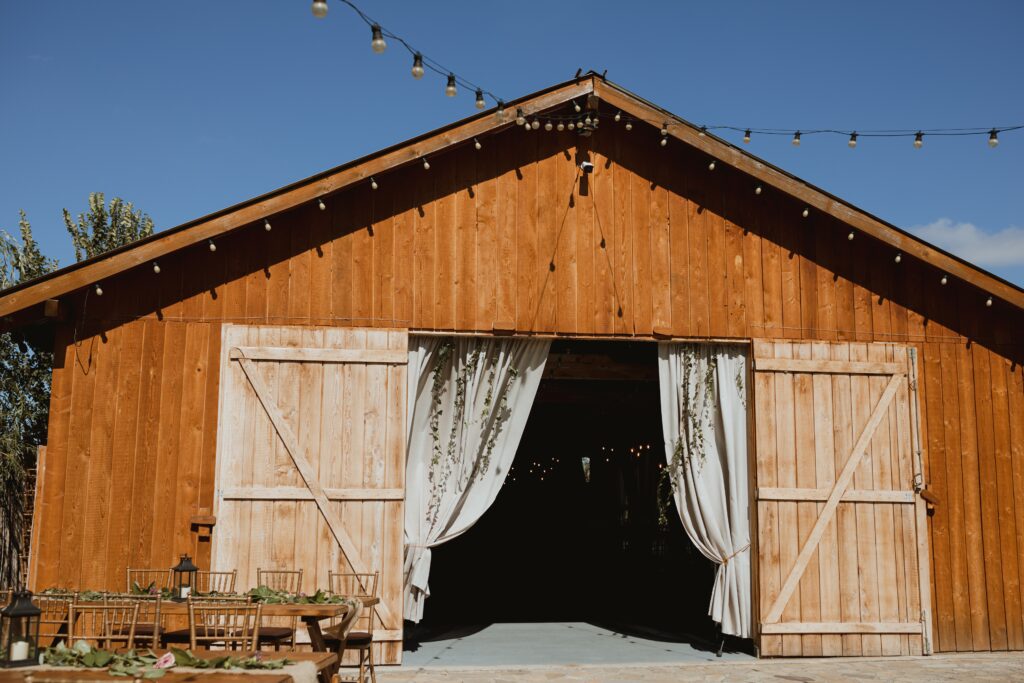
top-left (753, 341), bottom-right (932, 657)
top-left (213, 324), bottom-right (407, 664)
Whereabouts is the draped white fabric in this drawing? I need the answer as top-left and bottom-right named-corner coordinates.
top-left (658, 343), bottom-right (751, 638)
top-left (404, 336), bottom-right (550, 622)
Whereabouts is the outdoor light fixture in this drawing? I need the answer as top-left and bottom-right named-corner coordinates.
top-left (848, 231), bottom-right (855, 241)
top-left (743, 129), bottom-right (751, 144)
top-left (370, 24), bottom-right (387, 53)
top-left (370, 176), bottom-right (379, 189)
top-left (567, 121), bottom-right (575, 131)
top-left (531, 119), bottom-right (540, 130)
top-left (445, 74), bottom-right (457, 97)
top-left (208, 240), bottom-right (217, 252)
top-left (792, 131), bottom-right (801, 146)
top-left (544, 121), bottom-right (553, 131)
top-left (625, 121), bottom-right (632, 131)
top-left (557, 122), bottom-right (565, 131)
top-left (848, 132), bottom-right (858, 148)
top-left (152, 261), bottom-right (161, 273)
top-left (264, 219), bottom-right (272, 232)
top-left (94, 284), bottom-right (104, 296)
top-left (515, 108), bottom-right (525, 126)
top-left (310, 0), bottom-right (328, 19)
top-left (755, 185), bottom-right (762, 195)
top-left (496, 101), bottom-right (505, 119)
top-left (171, 554), bottom-right (199, 602)
top-left (940, 275), bottom-right (948, 285)
top-left (895, 252), bottom-right (902, 263)
top-left (986, 297), bottom-right (993, 307)
top-left (802, 208), bottom-right (810, 218)
top-left (318, 198), bottom-right (327, 210)
top-left (914, 132), bottom-right (924, 149)
top-left (475, 89), bottom-right (486, 109)
top-left (708, 160), bottom-right (716, 171)
top-left (989, 129), bottom-right (1000, 148)
top-left (1, 591), bottom-right (41, 668)
top-left (411, 53), bottom-right (425, 79)
top-left (573, 100), bottom-right (581, 113)
top-left (614, 111), bottom-right (621, 122)
top-left (422, 157), bottom-right (430, 170)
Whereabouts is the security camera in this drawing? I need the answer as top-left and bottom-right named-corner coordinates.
top-left (579, 161), bottom-right (594, 174)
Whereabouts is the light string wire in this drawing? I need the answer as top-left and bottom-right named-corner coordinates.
top-left (334, 0), bottom-right (505, 106)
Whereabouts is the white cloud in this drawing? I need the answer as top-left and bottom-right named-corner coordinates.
top-left (908, 219), bottom-right (1024, 268)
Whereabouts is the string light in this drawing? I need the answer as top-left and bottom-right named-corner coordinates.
top-left (411, 53), bottom-right (424, 79)
top-left (894, 252), bottom-right (902, 263)
top-left (311, 0), bottom-right (328, 19)
top-left (370, 24), bottom-right (386, 53)
top-left (755, 185), bottom-right (762, 195)
top-left (318, 198), bottom-right (327, 210)
top-left (989, 129), bottom-right (1000, 147)
top-left (475, 89), bottom-right (486, 109)
top-left (614, 111), bottom-right (621, 122)
top-left (370, 176), bottom-right (379, 189)
top-left (94, 284), bottom-right (103, 296)
top-left (567, 121), bottom-right (575, 131)
top-left (743, 129), bottom-right (751, 144)
top-left (152, 262), bottom-right (161, 274)
top-left (661, 122), bottom-right (669, 137)
top-left (792, 131), bottom-right (802, 146)
top-left (496, 101), bottom-right (505, 119)
top-left (445, 74), bottom-right (457, 97)
top-left (515, 108), bottom-right (525, 126)
top-left (625, 121), bottom-right (632, 131)
top-left (802, 207), bottom-right (810, 218)
top-left (473, 138), bottom-right (482, 150)
top-left (531, 119), bottom-right (540, 130)
top-left (940, 275), bottom-right (948, 285)
top-left (264, 219), bottom-right (272, 232)
top-left (422, 157), bottom-right (430, 170)
top-left (848, 231), bottom-right (855, 241)
top-left (557, 122), bottom-right (565, 131)
top-left (573, 100), bottom-right (581, 113)
top-left (708, 160), bottom-right (716, 171)
top-left (986, 297), bottom-right (993, 306)
top-left (544, 121), bottom-right (553, 131)
top-left (914, 132), bottom-right (924, 149)
top-left (698, 126), bottom-right (707, 136)
top-left (848, 132), bottom-right (858, 148)
top-left (660, 137), bottom-right (668, 147)
top-left (208, 240), bottom-right (217, 252)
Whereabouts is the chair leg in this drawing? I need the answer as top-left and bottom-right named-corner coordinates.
top-left (358, 649), bottom-right (366, 683)
top-left (366, 646), bottom-right (376, 683)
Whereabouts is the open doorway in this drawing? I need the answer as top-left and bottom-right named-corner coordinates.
top-left (403, 340), bottom-right (753, 666)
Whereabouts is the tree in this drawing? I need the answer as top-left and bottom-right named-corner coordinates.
top-left (0, 212), bottom-right (57, 586)
top-left (63, 192), bottom-right (154, 261)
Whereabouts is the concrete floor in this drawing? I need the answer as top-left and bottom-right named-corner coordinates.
top-left (400, 622), bottom-right (753, 668)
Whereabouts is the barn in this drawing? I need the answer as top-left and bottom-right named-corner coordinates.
top-left (2, 73), bottom-right (1023, 664)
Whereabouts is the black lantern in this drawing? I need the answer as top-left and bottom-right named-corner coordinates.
top-left (1, 590), bottom-right (41, 668)
top-left (171, 554), bottom-right (199, 602)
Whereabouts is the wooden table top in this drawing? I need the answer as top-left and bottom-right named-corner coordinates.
top-left (158, 598), bottom-right (377, 618)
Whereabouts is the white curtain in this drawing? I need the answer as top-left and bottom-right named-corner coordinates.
top-left (658, 343), bottom-right (751, 638)
top-left (404, 335), bottom-right (550, 622)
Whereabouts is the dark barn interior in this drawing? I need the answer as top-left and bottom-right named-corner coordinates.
top-left (407, 340), bottom-right (726, 650)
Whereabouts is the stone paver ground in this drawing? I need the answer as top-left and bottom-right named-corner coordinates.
top-left (380, 653), bottom-right (1024, 682)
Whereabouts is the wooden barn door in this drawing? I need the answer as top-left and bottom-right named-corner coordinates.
top-left (212, 324), bottom-right (407, 664)
top-left (752, 341), bottom-right (932, 657)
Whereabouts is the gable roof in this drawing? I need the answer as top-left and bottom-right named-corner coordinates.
top-left (2, 72), bottom-right (1022, 325)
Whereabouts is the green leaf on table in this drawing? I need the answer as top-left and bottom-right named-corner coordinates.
top-left (143, 669), bottom-right (166, 678)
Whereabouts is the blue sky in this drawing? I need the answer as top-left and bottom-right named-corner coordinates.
top-left (2, 1), bottom-right (1022, 285)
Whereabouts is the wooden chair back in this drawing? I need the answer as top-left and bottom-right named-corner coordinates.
top-left (323, 600), bottom-right (362, 659)
top-left (196, 570), bottom-right (237, 594)
top-left (36, 593), bottom-right (75, 647)
top-left (188, 600), bottom-right (261, 650)
top-left (68, 602), bottom-right (139, 650)
top-left (328, 571), bottom-right (378, 632)
top-left (256, 568), bottom-right (303, 593)
top-left (104, 594), bottom-right (163, 647)
top-left (126, 568), bottom-right (172, 593)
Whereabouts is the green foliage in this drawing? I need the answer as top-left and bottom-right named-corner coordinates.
top-left (246, 585), bottom-right (351, 604)
top-left (63, 192), bottom-right (154, 262)
top-left (42, 642), bottom-right (289, 678)
top-left (0, 213), bottom-right (57, 587)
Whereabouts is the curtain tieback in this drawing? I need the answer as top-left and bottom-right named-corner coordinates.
top-left (720, 543), bottom-right (750, 565)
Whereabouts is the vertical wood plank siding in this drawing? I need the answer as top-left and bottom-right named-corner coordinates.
top-left (32, 123), bottom-right (1024, 653)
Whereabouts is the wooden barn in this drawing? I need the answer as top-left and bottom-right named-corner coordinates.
top-left (2, 73), bottom-right (1023, 663)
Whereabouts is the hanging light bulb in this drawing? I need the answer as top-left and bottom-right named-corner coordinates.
top-left (473, 138), bottom-right (482, 150)
top-left (592, 116), bottom-right (599, 127)
top-left (755, 185), bottom-right (762, 195)
top-left (318, 198), bottom-right (326, 210)
top-left (584, 115), bottom-right (592, 126)
top-left (475, 89), bottom-right (486, 109)
top-left (894, 252), bottom-right (902, 263)
top-left (847, 231), bottom-right (855, 241)
top-left (370, 176), bottom-right (379, 189)
top-left (543, 121), bottom-right (552, 131)
top-left (698, 126), bottom-right (707, 136)
top-left (94, 284), bottom-right (103, 296)
top-left (573, 100), bottom-right (581, 113)
top-left (557, 121), bottom-right (565, 131)
top-left (625, 121), bottom-right (632, 131)
top-left (311, 0), bottom-right (328, 18)
top-left (914, 131), bottom-right (923, 149)
top-left (614, 111), bottom-right (621, 122)
top-left (208, 239), bottom-right (217, 252)
top-left (531, 119), bottom-right (540, 130)
top-left (445, 74), bottom-right (457, 97)
top-left (743, 129), bottom-right (751, 144)
top-left (792, 131), bottom-right (801, 146)
top-left (152, 262), bottom-right (161, 274)
top-left (848, 132), bottom-right (858, 148)
top-left (496, 100), bottom-right (505, 120)
top-left (515, 108), bottom-right (526, 126)
top-left (940, 274), bottom-right (948, 285)
top-left (986, 296), bottom-right (993, 307)
top-left (660, 137), bottom-right (668, 147)
top-left (370, 24), bottom-right (387, 53)
top-left (661, 123), bottom-right (669, 137)
top-left (411, 53), bottom-right (425, 79)
top-left (422, 157), bottom-right (430, 170)
top-left (988, 129), bottom-right (999, 148)
top-left (567, 121), bottom-right (575, 131)
top-left (264, 219), bottom-right (272, 232)
top-left (802, 207), bottom-right (810, 218)
top-left (708, 160), bottom-right (716, 171)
